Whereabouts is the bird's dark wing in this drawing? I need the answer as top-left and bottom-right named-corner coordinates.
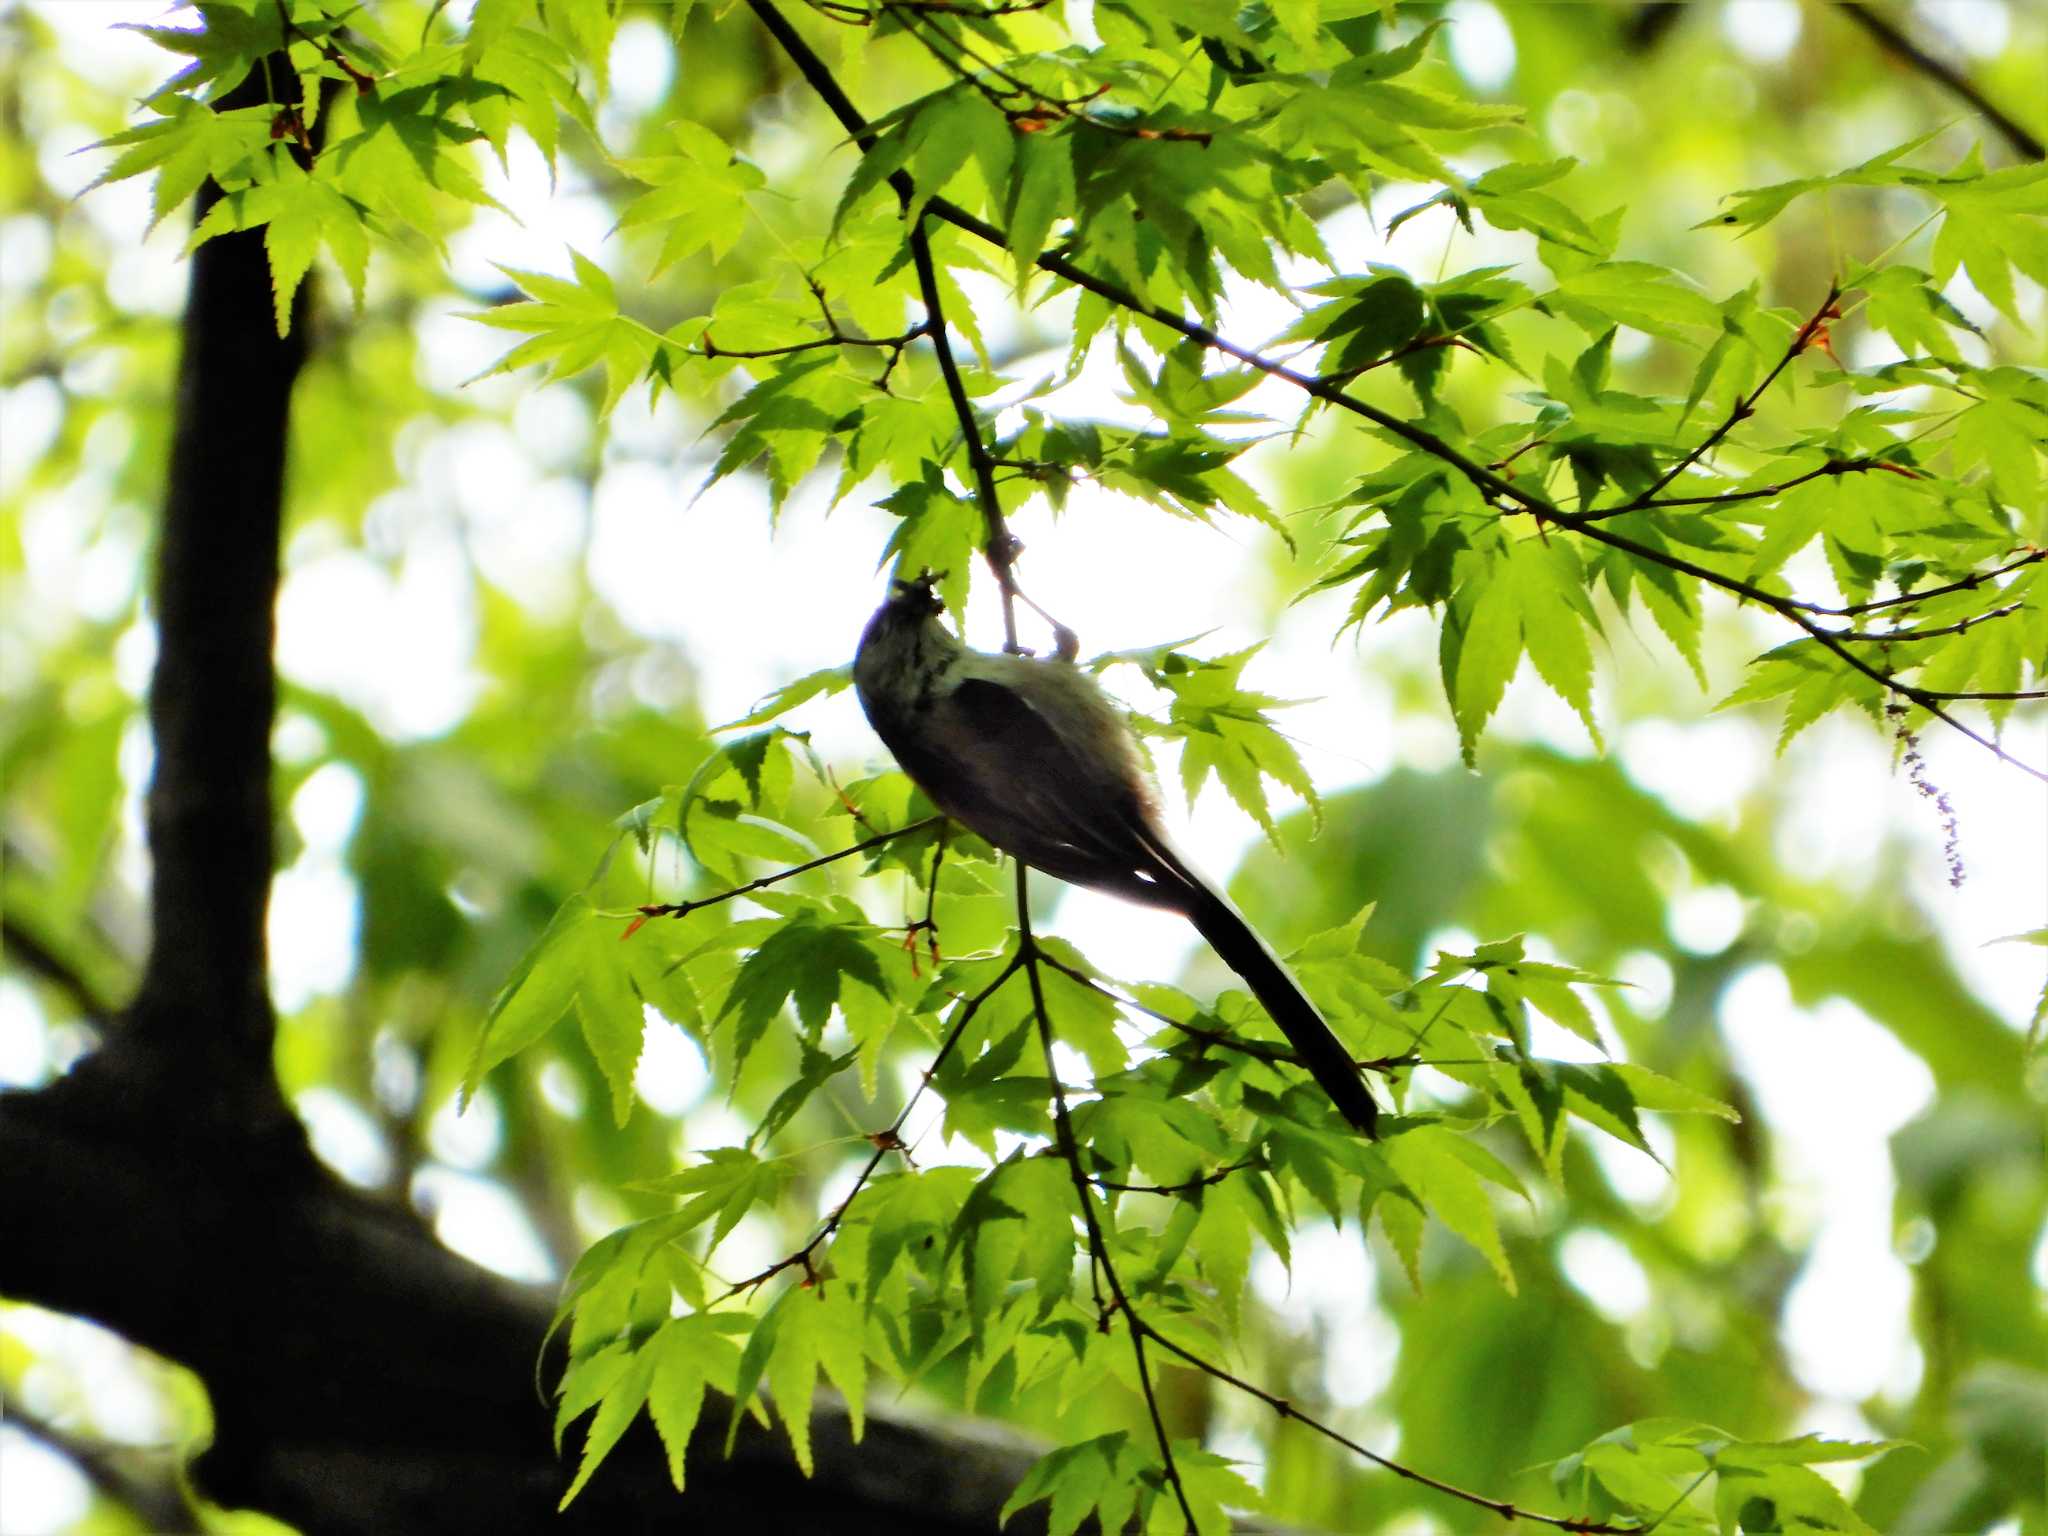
top-left (874, 661), bottom-right (1378, 1134)
top-left (945, 678), bottom-right (1377, 1132)
top-left (924, 674), bottom-right (1193, 910)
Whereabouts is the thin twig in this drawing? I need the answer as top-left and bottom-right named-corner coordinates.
top-left (1015, 861), bottom-right (1201, 1534)
top-left (722, 950), bottom-right (1025, 1296)
top-left (1833, 603), bottom-right (2023, 643)
top-left (1599, 456), bottom-right (1883, 517)
top-left (890, 2), bottom-right (1190, 139)
top-left (775, 0), bottom-right (1038, 650)
top-left (1791, 548), bottom-right (2047, 615)
top-left (1614, 284), bottom-right (1842, 514)
top-left (699, 320), bottom-right (927, 361)
top-left (1131, 1323), bottom-right (1643, 1533)
top-left (626, 817), bottom-right (941, 931)
top-left (905, 217), bottom-right (1078, 655)
top-left (1089, 1157), bottom-right (1259, 1196)
top-left (901, 820), bottom-right (950, 971)
top-left (1314, 333), bottom-right (1477, 387)
top-left (889, 5), bottom-right (1044, 112)
top-left (1915, 686), bottom-right (2047, 702)
top-left (904, 220), bottom-right (1036, 653)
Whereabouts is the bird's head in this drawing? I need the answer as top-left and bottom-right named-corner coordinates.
top-left (856, 567), bottom-right (959, 702)
top-left (884, 567), bottom-right (946, 621)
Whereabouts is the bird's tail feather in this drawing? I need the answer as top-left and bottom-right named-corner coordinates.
top-left (1177, 877), bottom-right (1379, 1136)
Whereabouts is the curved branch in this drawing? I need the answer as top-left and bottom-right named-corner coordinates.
top-left (745, 1), bottom-right (2043, 779)
top-left (1014, 862), bottom-right (1201, 1532)
top-left (722, 949), bottom-right (1023, 1297)
top-left (1, 913), bottom-right (118, 1030)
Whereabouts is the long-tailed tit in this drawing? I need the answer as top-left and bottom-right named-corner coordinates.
top-left (853, 572), bottom-right (1378, 1135)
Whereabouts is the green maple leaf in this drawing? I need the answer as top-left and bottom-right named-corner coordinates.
top-left (715, 914), bottom-right (893, 1076)
top-left (465, 250), bottom-right (687, 417)
top-left (461, 893), bottom-right (648, 1125)
top-left (326, 80), bottom-right (505, 241)
top-left (613, 119), bottom-right (766, 276)
top-left (84, 100), bottom-right (274, 233)
top-left (189, 151), bottom-right (373, 333)
top-left (1932, 156), bottom-right (2048, 322)
top-left (122, 0), bottom-right (290, 106)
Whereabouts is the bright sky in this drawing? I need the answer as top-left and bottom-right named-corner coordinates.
top-left (3, 2), bottom-right (2045, 1531)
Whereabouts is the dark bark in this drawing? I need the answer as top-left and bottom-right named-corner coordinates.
top-left (0, 1069), bottom-right (1046, 1535)
top-left (0, 73), bottom-right (1048, 1536)
top-left (131, 168), bottom-right (299, 1127)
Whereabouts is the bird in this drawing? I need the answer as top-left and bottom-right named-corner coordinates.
top-left (853, 570), bottom-right (1378, 1136)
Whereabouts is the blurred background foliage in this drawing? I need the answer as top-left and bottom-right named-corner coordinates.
top-left (1, 1), bottom-right (2043, 1532)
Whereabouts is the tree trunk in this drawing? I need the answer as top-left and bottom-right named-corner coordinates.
top-left (0, 84), bottom-right (1049, 1536)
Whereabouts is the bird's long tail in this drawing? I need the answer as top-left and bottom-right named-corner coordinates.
top-left (1177, 878), bottom-right (1379, 1137)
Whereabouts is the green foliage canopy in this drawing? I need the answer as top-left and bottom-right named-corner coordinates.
top-left (5, 1), bottom-right (2045, 1532)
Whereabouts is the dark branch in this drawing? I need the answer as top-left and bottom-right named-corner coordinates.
top-left (1791, 548), bottom-right (2048, 615)
top-left (1089, 1157), bottom-right (1259, 1196)
top-left (699, 318), bottom-right (927, 361)
top-left (906, 219), bottom-right (1035, 652)
top-left (1833, 603), bottom-right (2023, 643)
top-left (746, 3), bottom-right (2042, 776)
top-left (1833, 2), bottom-right (2044, 162)
top-left (0, 1072), bottom-right (1057, 1536)
top-left (1617, 456), bottom-right (1885, 515)
top-left (749, 0), bottom-right (1076, 657)
top-left (127, 66), bottom-right (310, 1125)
